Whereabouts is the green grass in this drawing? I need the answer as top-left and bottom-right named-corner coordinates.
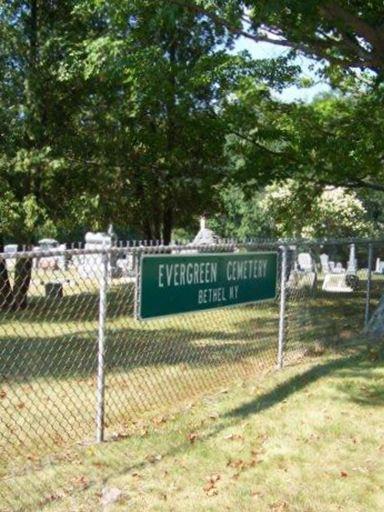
top-left (2, 343), bottom-right (384, 511)
top-left (1, 268), bottom-right (383, 510)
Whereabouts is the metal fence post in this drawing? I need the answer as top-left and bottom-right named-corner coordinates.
top-left (365, 242), bottom-right (373, 328)
top-left (96, 248), bottom-right (109, 443)
top-left (277, 245), bottom-right (288, 369)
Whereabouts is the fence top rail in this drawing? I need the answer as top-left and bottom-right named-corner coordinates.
top-left (1, 237), bottom-right (384, 260)
top-left (0, 241), bottom-right (281, 260)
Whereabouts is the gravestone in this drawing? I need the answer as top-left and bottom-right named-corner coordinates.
top-left (45, 281), bottom-right (63, 300)
top-left (191, 217), bottom-right (221, 246)
top-left (3, 244), bottom-right (18, 269)
top-left (116, 255), bottom-right (135, 277)
top-left (177, 216), bottom-right (222, 255)
top-left (374, 258), bottom-right (384, 274)
top-left (346, 243), bottom-right (357, 274)
top-left (4, 244), bottom-right (18, 254)
top-left (288, 252), bottom-right (317, 291)
top-left (287, 270), bottom-right (317, 291)
top-left (322, 274), bottom-right (354, 293)
top-left (76, 229), bottom-right (120, 279)
top-left (320, 253), bottom-right (340, 274)
top-left (76, 232), bottom-right (110, 279)
top-left (297, 252), bottom-right (313, 272)
top-left (334, 262), bottom-right (345, 273)
top-left (34, 239), bottom-right (67, 271)
top-left (320, 253), bottom-right (330, 273)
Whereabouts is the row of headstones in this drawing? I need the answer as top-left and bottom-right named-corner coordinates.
top-left (296, 246), bottom-right (358, 275)
top-left (4, 231), bottom-right (384, 279)
top-left (291, 245), bottom-right (384, 293)
top-left (2, 219), bottom-right (217, 279)
top-left (3, 240), bottom-right (67, 270)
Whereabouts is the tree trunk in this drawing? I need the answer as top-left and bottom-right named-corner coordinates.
top-left (153, 199), bottom-right (162, 241)
top-left (142, 216), bottom-right (153, 241)
top-left (12, 257), bottom-right (33, 311)
top-left (162, 206), bottom-right (173, 245)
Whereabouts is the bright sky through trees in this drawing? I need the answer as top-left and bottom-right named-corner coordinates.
top-left (234, 37), bottom-right (331, 102)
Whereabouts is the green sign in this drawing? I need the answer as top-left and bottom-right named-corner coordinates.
top-left (138, 251), bottom-right (277, 320)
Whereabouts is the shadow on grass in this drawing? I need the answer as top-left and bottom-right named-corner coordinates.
top-left (4, 346), bottom-right (383, 512)
top-left (0, 281), bottom-right (377, 384)
top-left (67, 348), bottom-right (381, 499)
top-left (0, 324), bottom-right (278, 383)
top-left (0, 284), bottom-right (135, 325)
top-left (226, 349), bottom-right (382, 419)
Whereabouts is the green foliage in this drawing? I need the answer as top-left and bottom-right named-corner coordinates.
top-left (261, 181), bottom-right (376, 239)
top-left (208, 180), bottom-right (376, 240)
top-left (223, 76), bottom-right (384, 201)
top-left (209, 184), bottom-right (274, 239)
top-left (190, 0), bottom-right (384, 76)
top-left (2, 0), bottom-right (384, 247)
top-left (2, 0), bottom-right (298, 243)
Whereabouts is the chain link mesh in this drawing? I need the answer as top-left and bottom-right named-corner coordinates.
top-left (0, 240), bottom-right (383, 510)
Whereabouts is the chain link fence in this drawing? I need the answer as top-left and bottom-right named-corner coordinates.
top-left (0, 239), bottom-right (383, 510)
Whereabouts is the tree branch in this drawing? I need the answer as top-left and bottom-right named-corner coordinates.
top-left (166, 0), bottom-right (383, 71)
top-left (317, 177), bottom-right (384, 192)
top-left (321, 2), bottom-right (384, 53)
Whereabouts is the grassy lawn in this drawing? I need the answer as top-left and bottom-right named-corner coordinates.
top-left (2, 343), bottom-right (384, 511)
top-left (1, 265), bottom-right (383, 510)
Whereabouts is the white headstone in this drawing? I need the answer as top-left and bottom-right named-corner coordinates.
top-left (297, 252), bottom-right (313, 272)
top-left (77, 231), bottom-right (121, 279)
top-left (320, 253), bottom-right (330, 273)
top-left (347, 243), bottom-right (357, 273)
top-left (4, 244), bottom-right (18, 254)
top-left (334, 262), bottom-right (345, 273)
top-left (322, 273), bottom-right (353, 293)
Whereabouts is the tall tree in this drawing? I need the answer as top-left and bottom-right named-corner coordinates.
top-left (168, 1), bottom-right (384, 76)
top-left (0, 1), bottom-right (102, 308)
top-left (77, 0), bottom-right (254, 242)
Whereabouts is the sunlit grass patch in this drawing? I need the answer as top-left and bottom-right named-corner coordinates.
top-left (3, 345), bottom-right (383, 511)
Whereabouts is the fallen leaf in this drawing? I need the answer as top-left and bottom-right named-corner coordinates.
top-left (72, 475), bottom-right (89, 490)
top-left (0, 390), bottom-right (7, 399)
top-left (203, 482), bottom-right (214, 493)
top-left (145, 453), bottom-right (162, 463)
top-left (340, 471), bottom-right (348, 477)
top-left (224, 433), bottom-right (244, 441)
top-left (152, 416), bottom-right (167, 426)
top-left (110, 431), bottom-right (130, 441)
top-left (227, 459), bottom-right (245, 470)
top-left (42, 491), bottom-right (67, 504)
top-left (188, 432), bottom-right (199, 444)
top-left (271, 500), bottom-right (289, 511)
top-left (203, 475), bottom-right (221, 496)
